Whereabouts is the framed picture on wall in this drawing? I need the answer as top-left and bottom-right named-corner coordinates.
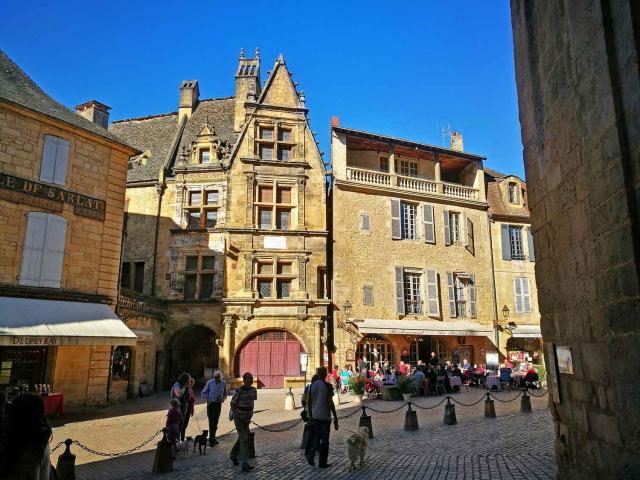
top-left (345, 349), bottom-right (355, 362)
top-left (544, 342), bottom-right (561, 404)
top-left (556, 345), bottom-right (574, 374)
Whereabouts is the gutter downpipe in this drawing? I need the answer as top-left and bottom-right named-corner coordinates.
top-left (487, 212), bottom-right (501, 354)
top-left (151, 170), bottom-right (166, 297)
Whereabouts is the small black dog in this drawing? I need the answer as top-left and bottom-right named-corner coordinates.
top-left (193, 430), bottom-right (209, 455)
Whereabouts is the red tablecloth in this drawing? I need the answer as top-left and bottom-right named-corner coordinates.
top-left (43, 393), bottom-right (64, 416)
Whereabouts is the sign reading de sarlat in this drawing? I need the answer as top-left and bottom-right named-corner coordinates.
top-left (0, 171), bottom-right (106, 221)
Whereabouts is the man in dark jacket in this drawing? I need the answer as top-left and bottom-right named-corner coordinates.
top-left (306, 367), bottom-right (338, 469)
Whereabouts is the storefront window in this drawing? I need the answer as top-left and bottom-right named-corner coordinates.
top-left (0, 347), bottom-right (48, 392)
top-left (356, 335), bottom-right (394, 369)
top-left (111, 347), bottom-right (132, 380)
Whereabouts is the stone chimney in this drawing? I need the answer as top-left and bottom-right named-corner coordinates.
top-left (234, 47), bottom-right (261, 132)
top-left (178, 80), bottom-right (199, 124)
top-left (74, 100), bottom-right (111, 129)
top-left (450, 131), bottom-right (464, 152)
top-left (331, 116), bottom-right (340, 127)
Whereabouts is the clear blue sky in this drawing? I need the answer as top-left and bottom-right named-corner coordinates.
top-left (1, 1), bottom-right (524, 177)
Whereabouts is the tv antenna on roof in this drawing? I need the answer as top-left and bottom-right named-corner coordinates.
top-left (439, 124), bottom-right (454, 147)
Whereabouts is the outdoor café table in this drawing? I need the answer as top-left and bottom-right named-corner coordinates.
top-left (485, 375), bottom-right (500, 391)
top-left (42, 392), bottom-right (64, 416)
top-left (448, 376), bottom-right (462, 388)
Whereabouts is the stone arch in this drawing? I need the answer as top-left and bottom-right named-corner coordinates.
top-left (164, 325), bottom-right (219, 388)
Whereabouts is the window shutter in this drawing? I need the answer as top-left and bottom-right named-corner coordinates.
top-left (19, 212), bottom-right (48, 286)
top-left (53, 137), bottom-right (70, 185)
top-left (360, 213), bottom-right (370, 231)
top-left (40, 136), bottom-right (58, 183)
top-left (526, 226), bottom-right (535, 262)
top-left (390, 199), bottom-right (401, 239)
top-left (446, 271), bottom-right (456, 317)
top-left (40, 215), bottom-right (67, 288)
top-left (501, 224), bottom-right (511, 260)
top-left (443, 210), bottom-right (451, 246)
top-left (469, 273), bottom-right (477, 318)
top-left (514, 277), bottom-right (523, 313)
top-left (363, 286), bottom-right (373, 305)
top-left (423, 204), bottom-right (435, 244)
top-left (395, 267), bottom-right (405, 314)
top-left (522, 278), bottom-right (531, 312)
top-left (466, 217), bottom-right (475, 255)
top-left (426, 269), bottom-right (440, 316)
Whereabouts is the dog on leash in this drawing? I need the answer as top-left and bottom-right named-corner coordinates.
top-left (176, 436), bottom-right (192, 456)
top-left (345, 426), bottom-right (369, 471)
top-left (193, 430), bottom-right (209, 455)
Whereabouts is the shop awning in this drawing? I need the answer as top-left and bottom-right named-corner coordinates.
top-left (0, 297), bottom-right (137, 346)
top-left (511, 324), bottom-right (542, 338)
top-left (356, 318), bottom-right (495, 337)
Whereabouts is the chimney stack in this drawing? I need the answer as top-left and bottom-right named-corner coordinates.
top-left (178, 80), bottom-right (199, 124)
top-left (450, 131), bottom-right (464, 152)
top-left (234, 47), bottom-right (261, 132)
top-left (74, 100), bottom-right (111, 129)
top-left (331, 116), bottom-right (340, 127)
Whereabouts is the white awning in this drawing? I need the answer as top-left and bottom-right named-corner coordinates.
top-left (511, 324), bottom-right (542, 338)
top-left (356, 318), bottom-right (494, 337)
top-left (0, 297), bottom-right (137, 346)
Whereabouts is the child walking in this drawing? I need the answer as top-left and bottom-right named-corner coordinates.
top-left (166, 398), bottom-right (182, 446)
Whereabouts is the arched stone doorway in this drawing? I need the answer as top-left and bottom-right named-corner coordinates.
top-left (165, 325), bottom-right (219, 388)
top-left (235, 330), bottom-right (302, 389)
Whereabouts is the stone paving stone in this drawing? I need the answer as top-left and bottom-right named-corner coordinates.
top-left (51, 388), bottom-right (555, 479)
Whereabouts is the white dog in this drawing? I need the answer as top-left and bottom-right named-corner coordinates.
top-left (176, 436), bottom-right (192, 456)
top-left (345, 427), bottom-right (369, 471)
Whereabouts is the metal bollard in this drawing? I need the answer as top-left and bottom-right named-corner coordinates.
top-left (404, 402), bottom-right (419, 431)
top-left (284, 387), bottom-right (296, 411)
top-left (443, 397), bottom-right (457, 425)
top-left (358, 406), bottom-right (374, 438)
top-left (56, 439), bottom-right (76, 480)
top-left (248, 431), bottom-right (256, 459)
top-left (152, 428), bottom-right (174, 474)
top-left (300, 422), bottom-right (313, 450)
top-left (484, 393), bottom-right (496, 418)
top-left (521, 389), bottom-right (532, 413)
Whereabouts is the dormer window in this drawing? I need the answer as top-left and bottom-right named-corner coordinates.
top-left (508, 182), bottom-right (520, 204)
top-left (199, 148), bottom-right (211, 164)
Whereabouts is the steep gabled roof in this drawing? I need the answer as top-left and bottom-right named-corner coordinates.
top-left (110, 97), bottom-right (236, 183)
top-left (0, 50), bottom-right (134, 149)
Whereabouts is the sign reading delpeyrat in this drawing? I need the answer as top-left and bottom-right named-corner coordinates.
top-left (0, 171), bottom-right (106, 221)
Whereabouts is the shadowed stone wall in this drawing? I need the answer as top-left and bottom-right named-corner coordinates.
top-left (510, 1), bottom-right (640, 478)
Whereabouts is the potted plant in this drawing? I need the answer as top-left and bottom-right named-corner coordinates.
top-left (348, 376), bottom-right (365, 403)
top-left (396, 375), bottom-right (415, 402)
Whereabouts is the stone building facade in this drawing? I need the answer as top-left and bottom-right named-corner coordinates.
top-left (486, 170), bottom-right (542, 360)
top-left (111, 49), bottom-right (329, 390)
top-left (0, 51), bottom-right (138, 408)
top-left (329, 121), bottom-right (500, 369)
top-left (511, 0), bottom-right (640, 477)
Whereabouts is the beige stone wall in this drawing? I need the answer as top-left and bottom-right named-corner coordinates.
top-left (332, 184), bottom-right (496, 366)
top-left (0, 103), bottom-right (130, 299)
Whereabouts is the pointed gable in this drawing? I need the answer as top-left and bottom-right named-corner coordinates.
top-left (260, 57), bottom-right (303, 108)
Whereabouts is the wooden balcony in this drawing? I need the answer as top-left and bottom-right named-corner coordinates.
top-left (344, 167), bottom-right (480, 201)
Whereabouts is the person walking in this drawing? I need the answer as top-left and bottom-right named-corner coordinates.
top-left (181, 376), bottom-right (196, 437)
top-left (171, 372), bottom-right (190, 441)
top-left (229, 372), bottom-right (257, 472)
top-left (201, 370), bottom-right (227, 446)
top-left (306, 366), bottom-right (338, 469)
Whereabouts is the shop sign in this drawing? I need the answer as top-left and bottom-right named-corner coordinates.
top-left (387, 328), bottom-right (473, 336)
top-left (300, 352), bottom-right (309, 371)
top-left (10, 336), bottom-right (58, 346)
top-left (0, 171), bottom-right (106, 221)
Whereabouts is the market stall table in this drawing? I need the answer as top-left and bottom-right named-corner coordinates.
top-left (448, 376), bottom-right (462, 388)
top-left (42, 393), bottom-right (64, 416)
top-left (485, 375), bottom-right (500, 391)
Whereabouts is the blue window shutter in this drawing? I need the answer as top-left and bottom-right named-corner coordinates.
top-left (501, 224), bottom-right (511, 260)
top-left (526, 226), bottom-right (535, 262)
top-left (395, 267), bottom-right (405, 314)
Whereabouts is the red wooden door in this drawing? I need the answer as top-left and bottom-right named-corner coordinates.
top-left (237, 331), bottom-right (302, 388)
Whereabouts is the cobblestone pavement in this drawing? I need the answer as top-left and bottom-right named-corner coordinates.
top-left (50, 388), bottom-right (555, 479)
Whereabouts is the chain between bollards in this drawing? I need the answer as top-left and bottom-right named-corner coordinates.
top-left (404, 401), bottom-right (419, 431)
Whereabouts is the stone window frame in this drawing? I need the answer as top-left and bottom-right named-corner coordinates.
top-left (508, 181), bottom-right (520, 204)
top-left (509, 226), bottom-right (525, 260)
top-left (359, 212), bottom-right (371, 233)
top-left (253, 256), bottom-right (297, 299)
top-left (254, 180), bottom-right (296, 231)
top-left (449, 211), bottom-right (462, 244)
top-left (255, 122), bottom-right (296, 161)
top-left (184, 185), bottom-right (220, 229)
top-left (182, 252), bottom-right (218, 301)
top-left (363, 285), bottom-right (374, 306)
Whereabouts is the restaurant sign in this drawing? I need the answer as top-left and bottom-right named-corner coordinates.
top-left (387, 328), bottom-right (475, 336)
top-left (10, 336), bottom-right (58, 346)
top-left (0, 171), bottom-right (106, 221)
